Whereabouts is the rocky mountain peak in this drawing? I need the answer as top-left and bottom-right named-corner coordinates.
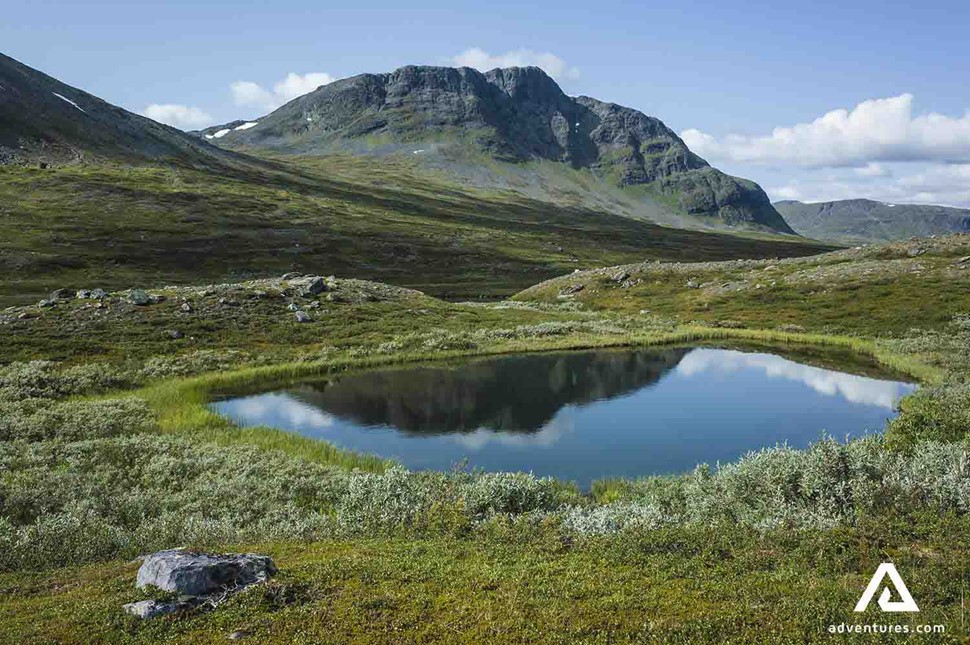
top-left (483, 66), bottom-right (565, 100)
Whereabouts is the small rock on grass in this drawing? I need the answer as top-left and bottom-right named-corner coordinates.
top-left (129, 289), bottom-right (151, 306)
top-left (295, 311), bottom-right (311, 323)
top-left (610, 271), bottom-right (630, 283)
top-left (124, 599), bottom-right (179, 619)
top-left (299, 277), bottom-right (329, 297)
top-left (50, 288), bottom-right (75, 300)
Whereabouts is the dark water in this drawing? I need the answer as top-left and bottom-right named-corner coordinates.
top-left (211, 347), bottom-right (916, 488)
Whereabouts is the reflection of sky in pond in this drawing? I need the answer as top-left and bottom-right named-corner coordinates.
top-left (676, 349), bottom-right (913, 409)
top-left (212, 348), bottom-right (916, 489)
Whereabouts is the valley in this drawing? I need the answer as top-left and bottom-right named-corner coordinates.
top-left (3, 48), bottom-right (970, 643)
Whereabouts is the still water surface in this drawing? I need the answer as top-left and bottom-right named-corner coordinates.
top-left (212, 347), bottom-right (916, 487)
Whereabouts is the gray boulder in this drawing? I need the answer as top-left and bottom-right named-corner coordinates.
top-left (91, 288), bottom-right (109, 300)
top-left (611, 271), bottom-right (630, 283)
top-left (299, 277), bottom-right (329, 296)
top-left (136, 549), bottom-right (276, 596)
top-left (129, 289), bottom-right (151, 306)
top-left (50, 288), bottom-right (74, 300)
top-left (295, 311), bottom-right (311, 323)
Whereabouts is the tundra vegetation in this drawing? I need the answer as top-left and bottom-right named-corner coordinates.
top-left (2, 235), bottom-right (970, 643)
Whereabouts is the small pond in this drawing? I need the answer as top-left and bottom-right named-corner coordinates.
top-left (211, 347), bottom-right (917, 488)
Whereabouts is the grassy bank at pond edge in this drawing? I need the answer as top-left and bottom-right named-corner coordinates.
top-left (135, 325), bottom-right (942, 483)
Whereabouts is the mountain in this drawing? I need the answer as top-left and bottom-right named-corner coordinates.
top-left (0, 52), bottom-right (229, 167)
top-left (197, 65), bottom-right (794, 234)
top-left (775, 199), bottom-right (970, 243)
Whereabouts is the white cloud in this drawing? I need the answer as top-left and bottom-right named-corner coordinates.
top-left (274, 72), bottom-right (336, 102)
top-left (229, 81), bottom-right (272, 109)
top-left (142, 104), bottom-right (212, 129)
top-left (766, 163), bottom-right (970, 208)
top-left (855, 162), bottom-right (891, 177)
top-left (451, 47), bottom-right (580, 81)
top-left (231, 72), bottom-right (336, 111)
top-left (682, 94), bottom-right (970, 168)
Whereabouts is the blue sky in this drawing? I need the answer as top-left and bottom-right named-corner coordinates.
top-left (5, 0), bottom-right (970, 206)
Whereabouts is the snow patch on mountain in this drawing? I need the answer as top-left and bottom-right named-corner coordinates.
top-left (52, 92), bottom-right (86, 113)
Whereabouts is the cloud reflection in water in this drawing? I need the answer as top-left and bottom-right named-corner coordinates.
top-left (676, 349), bottom-right (914, 409)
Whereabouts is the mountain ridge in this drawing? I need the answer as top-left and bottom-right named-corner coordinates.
top-left (0, 52), bottom-right (231, 167)
top-left (775, 198), bottom-right (970, 243)
top-left (197, 65), bottom-right (794, 233)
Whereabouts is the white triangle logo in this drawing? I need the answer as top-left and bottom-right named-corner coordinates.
top-left (854, 563), bottom-right (920, 613)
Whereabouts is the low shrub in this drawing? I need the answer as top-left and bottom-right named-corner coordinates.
top-left (0, 397), bottom-right (154, 441)
top-left (0, 360), bottom-right (133, 400)
top-left (139, 349), bottom-right (252, 379)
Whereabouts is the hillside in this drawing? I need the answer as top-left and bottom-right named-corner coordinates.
top-left (775, 199), bottom-right (970, 243)
top-left (0, 54), bottom-right (832, 307)
top-left (197, 65), bottom-right (794, 233)
top-left (0, 53), bottom-right (230, 167)
top-left (0, 157), bottom-right (832, 308)
top-left (514, 233), bottom-right (970, 334)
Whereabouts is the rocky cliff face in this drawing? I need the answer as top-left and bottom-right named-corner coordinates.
top-left (205, 65), bottom-right (794, 233)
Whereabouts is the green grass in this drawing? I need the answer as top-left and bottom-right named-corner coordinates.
top-left (516, 236), bottom-right (970, 336)
top-left (2, 514), bottom-right (968, 643)
top-left (0, 156), bottom-right (832, 307)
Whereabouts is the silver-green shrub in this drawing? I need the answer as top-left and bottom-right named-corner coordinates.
top-left (139, 349), bottom-right (252, 379)
top-left (553, 437), bottom-right (970, 535)
top-left (0, 360), bottom-right (132, 400)
top-left (0, 397), bottom-right (154, 441)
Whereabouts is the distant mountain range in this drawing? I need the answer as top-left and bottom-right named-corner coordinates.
top-left (774, 199), bottom-right (970, 243)
top-left (0, 53), bottom-right (229, 168)
top-left (193, 65), bottom-right (794, 233)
